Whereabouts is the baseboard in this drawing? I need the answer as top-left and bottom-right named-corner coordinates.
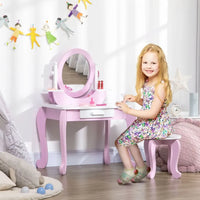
top-left (33, 146), bottom-right (146, 167)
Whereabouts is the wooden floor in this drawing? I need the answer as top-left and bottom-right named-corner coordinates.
top-left (39, 163), bottom-right (200, 200)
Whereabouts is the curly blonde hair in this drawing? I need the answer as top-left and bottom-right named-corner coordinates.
top-left (135, 43), bottom-right (172, 106)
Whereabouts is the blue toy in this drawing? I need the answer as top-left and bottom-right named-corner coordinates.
top-left (37, 187), bottom-right (46, 195)
top-left (21, 186), bottom-right (29, 193)
top-left (45, 183), bottom-right (54, 190)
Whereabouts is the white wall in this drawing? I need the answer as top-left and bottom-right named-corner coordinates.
top-left (197, 0), bottom-right (200, 113)
top-left (0, 0), bottom-right (198, 165)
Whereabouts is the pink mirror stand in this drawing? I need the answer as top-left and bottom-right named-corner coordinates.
top-left (48, 48), bottom-right (106, 107)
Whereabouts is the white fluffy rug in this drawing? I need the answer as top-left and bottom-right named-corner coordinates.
top-left (0, 176), bottom-right (63, 200)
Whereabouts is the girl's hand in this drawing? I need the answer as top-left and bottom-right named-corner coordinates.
top-left (123, 94), bottom-right (136, 103)
top-left (116, 101), bottom-right (130, 114)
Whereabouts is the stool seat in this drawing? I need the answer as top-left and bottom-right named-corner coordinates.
top-left (158, 134), bottom-right (181, 140)
top-left (144, 134), bottom-right (182, 179)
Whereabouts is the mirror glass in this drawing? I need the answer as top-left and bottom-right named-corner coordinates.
top-left (62, 54), bottom-right (90, 92)
top-left (57, 48), bottom-right (95, 98)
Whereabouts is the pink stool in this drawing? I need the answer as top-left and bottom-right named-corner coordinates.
top-left (144, 134), bottom-right (182, 179)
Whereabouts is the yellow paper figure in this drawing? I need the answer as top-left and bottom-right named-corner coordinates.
top-left (26, 25), bottom-right (40, 49)
top-left (78, 0), bottom-right (92, 9)
top-left (7, 21), bottom-right (24, 50)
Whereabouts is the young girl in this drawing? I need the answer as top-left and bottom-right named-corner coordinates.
top-left (115, 43), bottom-right (172, 185)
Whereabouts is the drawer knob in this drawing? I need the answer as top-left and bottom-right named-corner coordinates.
top-left (91, 111), bottom-right (104, 116)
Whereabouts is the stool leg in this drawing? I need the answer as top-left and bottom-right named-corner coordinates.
top-left (167, 144), bottom-right (171, 174)
top-left (168, 140), bottom-right (181, 179)
top-left (146, 140), bottom-right (157, 179)
top-left (144, 140), bottom-right (150, 166)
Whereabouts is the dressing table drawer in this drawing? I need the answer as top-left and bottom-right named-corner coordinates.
top-left (80, 109), bottom-right (114, 119)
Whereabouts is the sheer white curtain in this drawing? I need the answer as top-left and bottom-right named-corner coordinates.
top-left (68, 54), bottom-right (89, 77)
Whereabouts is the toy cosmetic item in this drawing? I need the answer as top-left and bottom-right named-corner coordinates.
top-left (97, 80), bottom-right (104, 89)
top-left (90, 97), bottom-right (95, 106)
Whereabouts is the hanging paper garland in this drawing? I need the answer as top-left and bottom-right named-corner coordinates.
top-left (0, 15), bottom-right (9, 29)
top-left (6, 21), bottom-right (24, 50)
top-left (26, 25), bottom-right (40, 49)
top-left (42, 21), bottom-right (59, 50)
top-left (66, 1), bottom-right (88, 24)
top-left (0, 0), bottom-right (92, 50)
top-left (78, 0), bottom-right (92, 10)
top-left (55, 17), bottom-right (74, 38)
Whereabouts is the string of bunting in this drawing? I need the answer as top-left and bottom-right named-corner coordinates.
top-left (0, 0), bottom-right (92, 50)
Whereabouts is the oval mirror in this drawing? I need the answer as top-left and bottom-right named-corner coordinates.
top-left (57, 48), bottom-right (95, 98)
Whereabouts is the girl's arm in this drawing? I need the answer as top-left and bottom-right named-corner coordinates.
top-left (123, 94), bottom-right (143, 106)
top-left (135, 98), bottom-right (143, 106)
top-left (117, 83), bottom-right (166, 119)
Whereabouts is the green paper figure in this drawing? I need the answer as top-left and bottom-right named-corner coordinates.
top-left (42, 21), bottom-right (59, 50)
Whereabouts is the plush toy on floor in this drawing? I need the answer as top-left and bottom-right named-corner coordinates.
top-left (0, 151), bottom-right (44, 188)
top-left (0, 151), bottom-right (63, 199)
top-left (156, 118), bottom-right (200, 172)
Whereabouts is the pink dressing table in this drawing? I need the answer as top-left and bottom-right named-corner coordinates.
top-left (36, 48), bottom-right (135, 175)
top-left (36, 104), bottom-right (131, 175)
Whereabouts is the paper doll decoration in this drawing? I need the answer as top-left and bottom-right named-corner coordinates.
top-left (0, 15), bottom-right (9, 29)
top-left (66, 2), bottom-right (88, 24)
top-left (26, 25), bottom-right (40, 49)
top-left (78, 0), bottom-right (92, 10)
top-left (7, 21), bottom-right (24, 50)
top-left (42, 21), bottom-right (59, 50)
top-left (55, 17), bottom-right (74, 38)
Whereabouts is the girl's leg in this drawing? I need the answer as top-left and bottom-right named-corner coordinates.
top-left (115, 141), bottom-right (135, 184)
top-left (129, 144), bottom-right (145, 168)
top-left (129, 144), bottom-right (150, 182)
top-left (115, 142), bottom-right (133, 169)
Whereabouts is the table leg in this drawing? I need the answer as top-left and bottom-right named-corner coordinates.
top-left (59, 110), bottom-right (67, 175)
top-left (36, 107), bottom-right (48, 168)
top-left (104, 120), bottom-right (110, 164)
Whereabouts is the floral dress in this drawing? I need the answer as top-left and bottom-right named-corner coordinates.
top-left (116, 84), bottom-right (172, 147)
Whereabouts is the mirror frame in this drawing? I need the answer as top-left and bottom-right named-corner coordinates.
top-left (57, 48), bottom-right (95, 98)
